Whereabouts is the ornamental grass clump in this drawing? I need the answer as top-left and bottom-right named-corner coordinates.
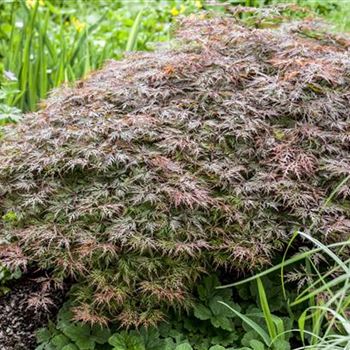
top-left (1, 10), bottom-right (350, 327)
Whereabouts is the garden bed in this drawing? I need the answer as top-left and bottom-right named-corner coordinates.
top-left (0, 273), bottom-right (65, 350)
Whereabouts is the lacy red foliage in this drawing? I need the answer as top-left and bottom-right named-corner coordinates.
top-left (1, 13), bottom-right (350, 325)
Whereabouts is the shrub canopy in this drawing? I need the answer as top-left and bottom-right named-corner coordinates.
top-left (1, 12), bottom-right (350, 326)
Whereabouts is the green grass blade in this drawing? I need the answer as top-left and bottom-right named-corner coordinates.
top-left (218, 301), bottom-right (271, 346)
top-left (291, 274), bottom-right (349, 306)
top-left (19, 0), bottom-right (39, 110)
top-left (38, 15), bottom-right (48, 99)
top-left (298, 231), bottom-right (350, 274)
top-left (217, 241), bottom-right (350, 289)
top-left (69, 13), bottom-right (106, 66)
top-left (126, 9), bottom-right (144, 51)
top-left (257, 277), bottom-right (277, 340)
top-left (298, 309), bottom-right (307, 345)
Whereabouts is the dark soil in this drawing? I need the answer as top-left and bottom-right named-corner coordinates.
top-left (0, 275), bottom-right (65, 350)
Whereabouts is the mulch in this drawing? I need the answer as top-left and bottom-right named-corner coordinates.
top-left (0, 275), bottom-right (65, 350)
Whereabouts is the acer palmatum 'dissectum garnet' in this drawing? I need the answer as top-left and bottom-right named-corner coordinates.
top-left (1, 13), bottom-right (350, 326)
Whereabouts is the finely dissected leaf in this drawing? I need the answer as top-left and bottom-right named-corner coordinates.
top-left (1, 11), bottom-right (350, 326)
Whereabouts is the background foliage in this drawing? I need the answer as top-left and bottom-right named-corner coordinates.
top-left (0, 0), bottom-right (202, 113)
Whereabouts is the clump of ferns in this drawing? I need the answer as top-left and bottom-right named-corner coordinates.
top-left (1, 10), bottom-right (350, 327)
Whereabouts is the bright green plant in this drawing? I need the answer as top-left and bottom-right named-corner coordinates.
top-left (0, 0), bottom-right (203, 112)
top-left (0, 210), bottom-right (22, 295)
top-left (291, 233), bottom-right (350, 350)
top-left (220, 232), bottom-right (350, 350)
top-left (220, 279), bottom-right (291, 350)
top-left (194, 275), bottom-right (241, 332)
top-left (216, 0), bottom-right (350, 31)
top-left (36, 303), bottom-right (111, 350)
top-left (0, 264), bottom-right (21, 295)
top-left (36, 275), bottom-right (274, 350)
top-left (1, 0), bottom-right (110, 111)
top-left (0, 84), bottom-right (22, 124)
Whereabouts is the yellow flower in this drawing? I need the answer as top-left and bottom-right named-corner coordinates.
top-left (72, 17), bottom-right (86, 33)
top-left (170, 7), bottom-right (180, 16)
top-left (195, 0), bottom-right (203, 9)
top-left (171, 4), bottom-right (186, 16)
top-left (26, 0), bottom-right (44, 8)
top-left (25, 0), bottom-right (36, 8)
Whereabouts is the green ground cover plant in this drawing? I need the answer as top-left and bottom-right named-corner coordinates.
top-left (35, 231), bottom-right (350, 350)
top-left (219, 0), bottom-right (350, 31)
top-left (35, 274), bottom-right (294, 350)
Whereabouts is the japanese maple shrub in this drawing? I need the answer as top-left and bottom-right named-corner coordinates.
top-left (1, 13), bottom-right (350, 326)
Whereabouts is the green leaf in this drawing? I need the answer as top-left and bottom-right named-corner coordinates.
top-left (35, 345), bottom-right (46, 350)
top-left (36, 328), bottom-right (52, 343)
top-left (209, 346), bottom-right (226, 350)
top-left (257, 278), bottom-right (276, 340)
top-left (194, 304), bottom-right (212, 320)
top-left (109, 333), bottom-right (128, 349)
top-left (62, 345), bottom-right (79, 350)
top-left (75, 337), bottom-right (95, 350)
top-left (211, 330), bottom-right (238, 346)
top-left (198, 275), bottom-right (220, 301)
top-left (12, 267), bottom-right (22, 279)
top-left (126, 9), bottom-right (144, 51)
top-left (242, 330), bottom-right (259, 347)
top-left (140, 327), bottom-right (162, 350)
top-left (210, 315), bottom-right (233, 331)
top-left (108, 332), bottom-right (145, 350)
top-left (209, 297), bottom-right (240, 317)
top-left (57, 304), bottom-right (74, 325)
top-left (249, 339), bottom-right (265, 350)
top-left (298, 310), bottom-right (307, 344)
top-left (272, 339), bottom-right (291, 350)
top-left (51, 334), bottom-right (71, 348)
top-left (91, 325), bottom-right (111, 344)
top-left (61, 324), bottom-right (90, 341)
top-left (174, 343), bottom-right (193, 350)
top-left (218, 301), bottom-right (270, 346)
top-left (45, 344), bottom-right (59, 350)
top-left (163, 338), bottom-right (176, 350)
